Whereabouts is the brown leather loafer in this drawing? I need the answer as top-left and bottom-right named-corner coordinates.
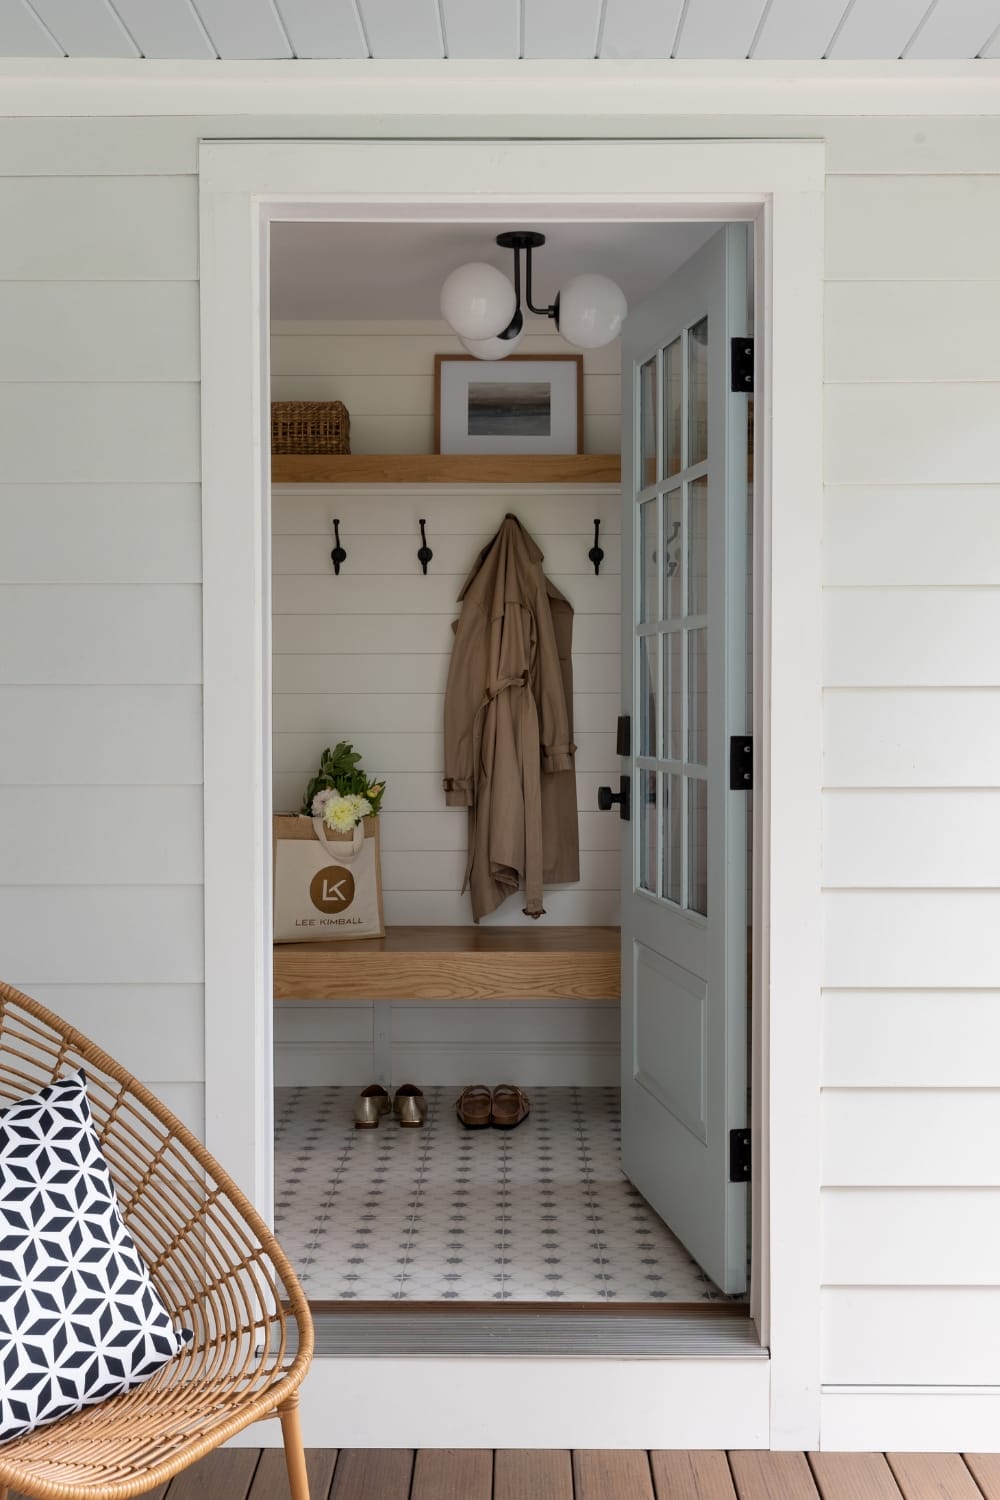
top-left (491, 1084), bottom-right (530, 1130)
top-left (354, 1083), bottom-right (391, 1129)
top-left (393, 1083), bottom-right (427, 1127)
top-left (455, 1084), bottom-right (492, 1129)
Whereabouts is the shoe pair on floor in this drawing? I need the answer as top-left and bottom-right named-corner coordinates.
top-left (353, 1083), bottom-right (425, 1129)
top-left (455, 1084), bottom-right (530, 1130)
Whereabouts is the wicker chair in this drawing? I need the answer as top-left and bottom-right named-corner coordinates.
top-left (0, 981), bottom-right (314, 1500)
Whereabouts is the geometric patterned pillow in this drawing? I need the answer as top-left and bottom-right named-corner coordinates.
top-left (0, 1069), bottom-right (192, 1444)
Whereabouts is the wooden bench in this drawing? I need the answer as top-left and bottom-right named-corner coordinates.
top-left (273, 927), bottom-right (621, 1082)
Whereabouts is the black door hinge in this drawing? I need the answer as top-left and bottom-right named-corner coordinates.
top-left (729, 1128), bottom-right (751, 1183)
top-left (730, 337), bottom-right (754, 394)
top-left (729, 736), bottom-right (753, 790)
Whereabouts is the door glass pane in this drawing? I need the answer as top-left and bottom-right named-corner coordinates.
top-left (663, 489), bottom-right (683, 619)
top-left (687, 627), bottom-right (707, 764)
top-left (640, 357), bottom-right (657, 488)
top-left (663, 336), bottom-right (682, 477)
top-left (661, 772), bottom-right (681, 906)
top-left (688, 476), bottom-right (708, 616)
top-left (663, 629), bottom-right (682, 762)
top-left (638, 769), bottom-right (657, 894)
top-left (688, 316), bottom-right (708, 466)
top-left (638, 634), bottom-right (659, 757)
top-left (639, 499), bottom-right (658, 623)
top-left (687, 778), bottom-right (708, 916)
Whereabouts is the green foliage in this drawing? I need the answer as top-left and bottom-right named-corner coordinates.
top-left (302, 740), bottom-right (386, 816)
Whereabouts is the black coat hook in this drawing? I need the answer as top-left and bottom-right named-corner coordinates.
top-left (588, 518), bottom-right (605, 576)
top-left (417, 518), bottom-right (433, 575)
top-left (330, 518), bottom-right (347, 576)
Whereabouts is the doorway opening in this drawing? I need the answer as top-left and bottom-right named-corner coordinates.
top-left (267, 217), bottom-right (754, 1312)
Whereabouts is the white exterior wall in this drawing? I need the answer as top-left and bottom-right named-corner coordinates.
top-left (1, 72), bottom-right (999, 1442)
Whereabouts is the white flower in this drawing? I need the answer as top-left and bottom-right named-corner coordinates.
top-left (323, 795), bottom-right (359, 833)
top-left (348, 795), bottom-right (373, 820)
top-left (311, 787), bottom-right (336, 816)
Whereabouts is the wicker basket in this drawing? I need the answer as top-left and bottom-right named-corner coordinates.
top-left (271, 400), bottom-right (351, 455)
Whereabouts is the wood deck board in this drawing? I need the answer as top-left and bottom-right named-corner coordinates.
top-left (651, 1450), bottom-right (739, 1500)
top-left (249, 1450), bottom-right (338, 1500)
top-left (495, 1449), bottom-right (575, 1500)
top-left (730, 1452), bottom-right (822, 1500)
top-left (810, 1454), bottom-right (905, 1500)
top-left (963, 1456), bottom-right (1000, 1500)
top-left (573, 1449), bottom-right (656, 1500)
top-left (328, 1449), bottom-right (414, 1500)
top-left (273, 925), bottom-right (621, 1001)
top-left (410, 1448), bottom-right (493, 1500)
top-left (161, 1450), bottom-right (260, 1500)
top-left (889, 1455), bottom-right (986, 1500)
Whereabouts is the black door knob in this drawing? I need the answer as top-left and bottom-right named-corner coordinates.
top-left (597, 775), bottom-right (631, 821)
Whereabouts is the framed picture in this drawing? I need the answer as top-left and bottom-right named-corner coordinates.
top-left (434, 353), bottom-right (584, 455)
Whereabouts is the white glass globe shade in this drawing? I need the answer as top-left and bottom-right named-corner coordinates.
top-left (459, 326), bottom-right (527, 361)
top-left (557, 273), bottom-right (627, 349)
top-left (440, 262), bottom-right (516, 341)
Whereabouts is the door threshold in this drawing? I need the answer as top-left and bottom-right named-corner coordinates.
top-left (305, 1306), bottom-right (765, 1359)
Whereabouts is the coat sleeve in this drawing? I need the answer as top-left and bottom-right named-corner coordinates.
top-left (442, 603), bottom-right (488, 807)
top-left (534, 590), bottom-right (575, 776)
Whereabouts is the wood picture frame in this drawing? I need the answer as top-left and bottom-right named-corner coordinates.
top-left (434, 352), bottom-right (584, 455)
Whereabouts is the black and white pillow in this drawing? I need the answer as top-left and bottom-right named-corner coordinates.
top-left (0, 1069), bottom-right (192, 1443)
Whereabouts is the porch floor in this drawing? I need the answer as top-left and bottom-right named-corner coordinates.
top-left (101, 1448), bottom-right (1000, 1500)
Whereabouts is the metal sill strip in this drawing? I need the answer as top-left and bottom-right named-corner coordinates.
top-left (305, 1310), bottom-right (767, 1360)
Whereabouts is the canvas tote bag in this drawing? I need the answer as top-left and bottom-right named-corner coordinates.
top-left (273, 814), bottom-right (385, 942)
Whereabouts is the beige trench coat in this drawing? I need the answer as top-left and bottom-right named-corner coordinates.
top-left (443, 514), bottom-right (580, 921)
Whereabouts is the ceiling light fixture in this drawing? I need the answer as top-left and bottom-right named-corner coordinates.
top-left (440, 232), bottom-right (627, 359)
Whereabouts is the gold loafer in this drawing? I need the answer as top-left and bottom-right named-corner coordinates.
top-left (354, 1083), bottom-right (391, 1129)
top-left (393, 1083), bottom-right (427, 1128)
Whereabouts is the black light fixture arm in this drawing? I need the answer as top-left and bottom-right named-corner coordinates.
top-left (496, 231), bottom-right (558, 334)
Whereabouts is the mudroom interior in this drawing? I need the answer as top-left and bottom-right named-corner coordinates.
top-left (267, 218), bottom-right (754, 1308)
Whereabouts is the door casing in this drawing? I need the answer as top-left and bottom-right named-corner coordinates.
top-left (199, 136), bottom-right (825, 1447)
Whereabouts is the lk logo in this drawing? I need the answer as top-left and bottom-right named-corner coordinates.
top-left (309, 864), bottom-right (356, 914)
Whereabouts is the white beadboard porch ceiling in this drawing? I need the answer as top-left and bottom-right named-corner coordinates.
top-left (6, 0), bottom-right (1000, 61)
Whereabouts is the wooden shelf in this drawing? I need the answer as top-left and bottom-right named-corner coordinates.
top-left (273, 925), bottom-right (621, 1002)
top-left (271, 453), bottom-right (621, 485)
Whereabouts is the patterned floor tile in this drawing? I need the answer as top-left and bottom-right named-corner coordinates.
top-left (274, 1085), bottom-right (733, 1303)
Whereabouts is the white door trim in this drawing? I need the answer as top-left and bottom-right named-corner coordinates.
top-left (198, 136), bottom-right (825, 1448)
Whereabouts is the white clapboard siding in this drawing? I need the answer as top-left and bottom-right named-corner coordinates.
top-left (825, 281), bottom-right (1000, 383)
top-left (823, 1089), bottom-right (1000, 1185)
top-left (1, 886), bottom-right (204, 985)
top-left (824, 588), bottom-right (1000, 686)
top-left (824, 891), bottom-right (1000, 988)
top-left (822, 1188), bottom-right (1000, 1285)
top-left (0, 485), bottom-right (202, 584)
top-left (823, 790), bottom-right (1000, 887)
top-left (272, 611), bottom-right (619, 655)
top-left (821, 1288), bottom-right (1000, 1385)
top-left (270, 329), bottom-right (621, 376)
top-left (825, 175), bottom-right (1000, 279)
top-left (0, 686), bottom-right (203, 785)
top-left (0, 384), bottom-right (201, 484)
top-left (823, 688), bottom-right (1000, 786)
top-left (151, 1082), bottom-right (205, 1142)
top-left (0, 787), bottom-right (203, 884)
top-left (0, 282), bottom-right (201, 382)
top-left (825, 383), bottom-right (1000, 485)
top-left (23, 983), bottom-right (205, 1082)
top-left (0, 585), bottom-right (202, 684)
top-left (376, 849), bottom-right (617, 892)
top-left (273, 690), bottom-right (619, 733)
top-left (823, 991), bottom-right (1000, 1087)
top-left (823, 486), bottom-right (1000, 587)
top-left (272, 484), bottom-right (621, 536)
top-left (368, 808), bottom-right (621, 853)
top-left (0, 176), bottom-right (198, 280)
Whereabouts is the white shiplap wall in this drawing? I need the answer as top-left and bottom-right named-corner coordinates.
top-left (1, 98), bottom-right (998, 1418)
